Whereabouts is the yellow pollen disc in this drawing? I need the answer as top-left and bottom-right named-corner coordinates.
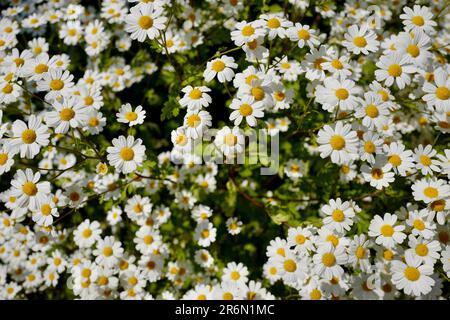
top-left (120, 147), bottom-right (135, 161)
top-left (14, 58), bottom-right (24, 66)
top-left (211, 60), bottom-right (225, 72)
top-left (378, 90), bottom-right (389, 101)
top-left (364, 141), bottom-right (376, 153)
top-left (143, 235), bottom-right (154, 245)
top-left (247, 39), bottom-right (258, 50)
top-left (331, 59), bottom-right (343, 69)
top-left (314, 57), bottom-right (325, 70)
top-left (388, 154), bottom-right (402, 167)
top-left (423, 186), bottom-right (438, 199)
top-left (84, 96), bottom-right (94, 106)
top-left (274, 91), bottom-right (285, 101)
top-left (41, 204), bottom-right (52, 216)
top-left (22, 182), bottom-right (37, 196)
top-left (68, 29), bottom-right (76, 36)
top-left (341, 165), bottom-right (350, 174)
top-left (411, 16), bottom-right (424, 26)
top-left (415, 244), bottom-right (428, 256)
top-left (353, 36), bottom-right (367, 47)
top-left (310, 289), bottom-right (322, 300)
top-left (230, 271), bottom-right (240, 280)
top-left (82, 229), bottom-right (92, 238)
top-left (371, 168), bottom-right (383, 180)
top-left (239, 103), bottom-right (253, 116)
top-left (98, 276), bottom-right (108, 286)
top-left (241, 25), bottom-right (255, 36)
top-left (50, 79), bottom-right (64, 90)
top-left (298, 29), bottom-right (310, 40)
top-left (224, 133), bottom-right (237, 146)
top-left (251, 87), bottom-right (265, 101)
top-left (413, 219), bottom-right (425, 231)
top-left (103, 247), bottom-right (113, 257)
top-left (365, 104), bottom-right (379, 118)
top-left (176, 134), bottom-right (187, 145)
top-left (189, 88), bottom-right (202, 99)
top-left (435, 87), bottom-right (449, 100)
top-left (201, 229), bottom-right (210, 238)
top-left (283, 259), bottom-right (297, 272)
top-left (277, 248), bottom-right (285, 257)
top-left (404, 266), bottom-right (420, 281)
top-left (420, 155), bottom-right (432, 166)
top-left (81, 268), bottom-right (91, 278)
top-left (89, 117), bottom-right (99, 127)
top-left (223, 292), bottom-right (233, 300)
top-left (138, 15), bottom-right (153, 29)
top-left (332, 209), bottom-right (345, 222)
top-left (267, 18), bottom-right (280, 29)
top-left (380, 224), bottom-right (394, 237)
top-left (2, 83), bottom-right (12, 94)
top-left (59, 108), bottom-right (75, 121)
top-left (125, 111), bottom-right (138, 121)
top-left (388, 64), bottom-right (402, 77)
top-left (322, 253), bottom-right (336, 267)
top-left (21, 129), bottom-right (37, 143)
top-left (430, 200), bottom-right (445, 212)
top-left (407, 44), bottom-right (420, 57)
top-left (335, 88), bottom-right (349, 100)
top-left (291, 164), bottom-right (300, 173)
top-left (329, 135), bottom-right (345, 150)
top-left (355, 246), bottom-right (365, 259)
top-left (187, 114), bottom-right (201, 128)
top-left (0, 153), bottom-right (8, 165)
top-left (33, 63), bottom-right (49, 74)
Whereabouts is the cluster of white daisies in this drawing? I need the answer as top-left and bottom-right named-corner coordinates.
top-left (0, 0), bottom-right (449, 300)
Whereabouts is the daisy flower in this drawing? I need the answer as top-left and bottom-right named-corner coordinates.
top-left (355, 92), bottom-right (389, 130)
top-left (407, 235), bottom-right (441, 265)
top-left (397, 31), bottom-right (432, 66)
top-left (348, 234), bottom-right (371, 272)
top-left (342, 24), bottom-right (379, 55)
top-left (260, 13), bottom-right (292, 39)
top-left (0, 80), bottom-right (21, 105)
top-left (106, 135), bottom-right (146, 174)
top-left (31, 195), bottom-right (58, 226)
top-left (5, 115), bottom-right (49, 159)
top-left (0, 147), bottom-right (14, 175)
top-left (313, 244), bottom-right (348, 280)
top-left (322, 51), bottom-right (352, 79)
top-left (214, 126), bottom-right (245, 158)
top-left (125, 4), bottom-right (167, 42)
top-left (183, 110), bottom-right (212, 139)
top-left (375, 52), bottom-right (416, 89)
top-left (321, 198), bottom-right (355, 233)
top-left (422, 67), bottom-right (449, 112)
top-left (383, 142), bottom-right (416, 176)
top-left (317, 121), bottom-right (359, 165)
top-left (359, 131), bottom-right (383, 164)
top-left (368, 213), bottom-right (406, 248)
top-left (116, 103), bottom-right (146, 127)
top-left (125, 195), bottom-right (152, 224)
top-left (284, 158), bottom-right (306, 180)
top-left (37, 68), bottom-right (74, 101)
top-left (230, 20), bottom-right (265, 46)
top-left (179, 86), bottom-right (212, 111)
top-left (73, 219), bottom-right (102, 248)
top-left (229, 96), bottom-right (264, 126)
top-left (226, 217), bottom-right (242, 235)
top-left (10, 169), bottom-right (51, 210)
top-left (286, 23), bottom-right (320, 49)
top-left (93, 236), bottom-right (124, 268)
top-left (361, 157), bottom-right (395, 190)
top-left (273, 251), bottom-right (306, 284)
top-left (413, 144), bottom-right (440, 176)
top-left (222, 262), bottom-right (249, 285)
top-left (45, 96), bottom-right (88, 134)
top-left (203, 55), bottom-right (237, 83)
top-left (134, 225), bottom-right (162, 255)
top-left (194, 221), bottom-right (217, 247)
top-left (399, 5), bottom-right (437, 34)
top-left (391, 251), bottom-right (434, 296)
top-left (315, 77), bottom-right (360, 112)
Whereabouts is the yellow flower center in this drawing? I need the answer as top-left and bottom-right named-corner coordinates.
top-left (297, 29), bottom-right (310, 40)
top-left (331, 59), bottom-right (343, 69)
top-left (143, 235), bottom-right (154, 245)
top-left (380, 224), bottom-right (394, 237)
top-left (423, 186), bottom-right (438, 199)
top-left (413, 219), bottom-right (425, 231)
top-left (82, 229), bottom-right (92, 238)
top-left (125, 111), bottom-right (138, 121)
top-left (241, 25), bottom-right (255, 36)
top-left (404, 266), bottom-right (420, 281)
top-left (88, 117), bottom-right (99, 127)
top-left (378, 90), bottom-right (389, 101)
top-left (310, 289), bottom-right (322, 300)
top-left (176, 134), bottom-right (187, 146)
top-left (223, 292), bottom-right (234, 300)
top-left (335, 88), bottom-right (349, 100)
top-left (314, 57), bottom-right (326, 70)
top-left (371, 168), bottom-right (383, 180)
top-left (211, 60), bottom-right (225, 72)
top-left (329, 135), bottom-right (345, 150)
top-left (326, 234), bottom-right (339, 247)
top-left (245, 74), bottom-right (258, 85)
top-left (332, 209), bottom-right (345, 222)
top-left (353, 36), bottom-right (367, 48)
top-left (430, 199), bottom-right (445, 212)
top-left (41, 204), bottom-right (52, 216)
top-left (388, 64), bottom-right (402, 77)
top-left (21, 128), bottom-right (37, 144)
top-left (420, 155), bottom-right (431, 166)
top-left (138, 16), bottom-right (153, 29)
top-left (406, 44), bottom-right (420, 57)
top-left (224, 133), bottom-right (237, 146)
top-left (0, 153), bottom-right (8, 165)
top-left (435, 87), bottom-right (449, 100)
top-left (415, 244), bottom-right (428, 256)
top-left (103, 247), bottom-right (113, 257)
top-left (365, 104), bottom-right (379, 118)
top-left (283, 259), bottom-right (297, 272)
top-left (22, 181), bottom-right (37, 196)
top-left (239, 103), bottom-right (253, 116)
top-left (383, 249), bottom-right (394, 260)
top-left (14, 58), bottom-right (24, 66)
top-left (187, 114), bottom-right (201, 128)
top-left (251, 87), bottom-right (265, 101)
top-left (364, 141), bottom-right (376, 153)
top-left (201, 229), bottom-right (210, 238)
top-left (295, 234), bottom-right (306, 245)
top-left (120, 147), bottom-right (135, 161)
top-left (388, 154), bottom-right (402, 167)
top-left (355, 246), bottom-right (366, 259)
top-left (59, 108), bottom-right (75, 121)
top-left (267, 18), bottom-right (281, 29)
top-left (411, 16), bottom-right (424, 26)
top-left (2, 83), bottom-right (12, 94)
top-left (189, 88), bottom-right (202, 99)
top-left (50, 79), bottom-right (64, 90)
top-left (230, 271), bottom-right (240, 280)
top-left (322, 253), bottom-right (336, 267)
top-left (84, 96), bottom-right (94, 106)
